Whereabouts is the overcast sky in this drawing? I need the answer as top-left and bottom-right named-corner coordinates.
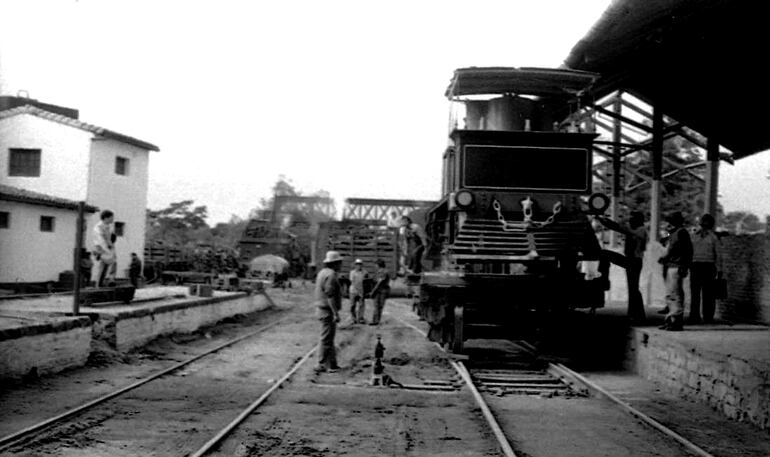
top-left (2, 0), bottom-right (767, 223)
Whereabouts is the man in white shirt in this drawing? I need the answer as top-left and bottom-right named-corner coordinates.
top-left (348, 259), bottom-right (368, 324)
top-left (93, 210), bottom-right (116, 287)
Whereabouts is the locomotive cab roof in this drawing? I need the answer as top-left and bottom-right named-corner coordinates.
top-left (445, 67), bottom-right (598, 99)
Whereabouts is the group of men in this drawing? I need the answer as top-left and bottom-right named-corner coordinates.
top-left (312, 214), bottom-right (425, 373)
top-left (313, 251), bottom-right (393, 373)
top-left (597, 210), bottom-right (722, 331)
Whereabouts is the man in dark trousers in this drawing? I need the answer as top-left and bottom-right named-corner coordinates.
top-left (129, 252), bottom-right (143, 288)
top-left (658, 212), bottom-right (692, 331)
top-left (314, 250), bottom-right (343, 373)
top-left (689, 213), bottom-right (722, 324)
top-left (369, 259), bottom-right (391, 326)
top-left (597, 211), bottom-right (648, 321)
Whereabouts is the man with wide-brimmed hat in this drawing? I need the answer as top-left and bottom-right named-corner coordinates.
top-left (658, 211), bottom-right (692, 331)
top-left (314, 250), bottom-right (343, 373)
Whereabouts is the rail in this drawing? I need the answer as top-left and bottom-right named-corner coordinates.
top-left (0, 310), bottom-right (285, 451)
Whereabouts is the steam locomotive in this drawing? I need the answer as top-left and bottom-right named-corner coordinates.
top-left (417, 67), bottom-right (610, 353)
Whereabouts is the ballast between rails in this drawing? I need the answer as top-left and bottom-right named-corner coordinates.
top-left (392, 305), bottom-right (717, 457)
top-left (188, 345), bottom-right (318, 457)
top-left (391, 313), bottom-right (518, 457)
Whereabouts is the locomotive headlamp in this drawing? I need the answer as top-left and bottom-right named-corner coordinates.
top-left (454, 189), bottom-right (475, 208)
top-left (587, 192), bottom-right (610, 215)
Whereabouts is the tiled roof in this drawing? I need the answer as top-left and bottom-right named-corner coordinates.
top-left (0, 184), bottom-right (98, 212)
top-left (0, 105), bottom-right (160, 152)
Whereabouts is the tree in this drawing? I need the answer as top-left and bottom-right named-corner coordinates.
top-left (722, 211), bottom-right (764, 233)
top-left (211, 214), bottom-right (248, 248)
top-left (247, 175), bottom-right (335, 223)
top-left (596, 129), bottom-right (723, 225)
top-left (146, 200), bottom-right (210, 247)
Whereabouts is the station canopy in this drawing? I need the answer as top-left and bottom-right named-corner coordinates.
top-left (564, 0), bottom-right (768, 159)
top-left (445, 67), bottom-right (598, 99)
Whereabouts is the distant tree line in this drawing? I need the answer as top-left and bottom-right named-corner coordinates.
top-left (145, 175), bottom-right (333, 256)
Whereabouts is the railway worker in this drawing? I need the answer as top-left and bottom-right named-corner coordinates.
top-left (596, 211), bottom-right (648, 321)
top-left (348, 259), bottom-right (368, 324)
top-left (399, 215), bottom-right (427, 274)
top-left (314, 250), bottom-right (343, 373)
top-left (658, 212), bottom-right (692, 331)
top-left (369, 259), bottom-right (391, 325)
top-left (92, 209), bottom-right (116, 288)
top-left (689, 213), bottom-right (722, 324)
top-left (129, 253), bottom-right (144, 289)
top-left (386, 210), bottom-right (401, 229)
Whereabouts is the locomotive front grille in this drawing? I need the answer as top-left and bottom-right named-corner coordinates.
top-left (449, 218), bottom-right (586, 260)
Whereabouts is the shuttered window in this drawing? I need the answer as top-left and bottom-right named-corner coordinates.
top-left (9, 148), bottom-right (41, 177)
top-left (40, 216), bottom-right (55, 232)
top-left (115, 156), bottom-right (129, 175)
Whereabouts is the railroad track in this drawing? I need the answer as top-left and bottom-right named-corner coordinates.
top-left (2, 298), bottom-right (722, 456)
top-left (0, 308), bottom-right (318, 456)
top-left (394, 313), bottom-right (717, 457)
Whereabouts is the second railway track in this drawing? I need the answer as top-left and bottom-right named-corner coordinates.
top-left (0, 293), bottom-right (321, 456)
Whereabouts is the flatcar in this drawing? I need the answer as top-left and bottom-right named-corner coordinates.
top-left (417, 67), bottom-right (610, 353)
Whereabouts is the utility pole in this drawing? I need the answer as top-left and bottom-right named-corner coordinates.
top-left (72, 202), bottom-right (86, 315)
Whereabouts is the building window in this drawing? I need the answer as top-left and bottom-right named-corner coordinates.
top-left (114, 221), bottom-right (125, 237)
top-left (40, 215), bottom-right (55, 232)
top-left (0, 211), bottom-right (9, 229)
top-left (115, 156), bottom-right (129, 175)
top-left (8, 148), bottom-right (41, 177)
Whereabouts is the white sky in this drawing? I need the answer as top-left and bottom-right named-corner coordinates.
top-left (2, 0), bottom-right (767, 223)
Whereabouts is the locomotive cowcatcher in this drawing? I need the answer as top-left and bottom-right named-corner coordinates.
top-left (417, 67), bottom-right (610, 353)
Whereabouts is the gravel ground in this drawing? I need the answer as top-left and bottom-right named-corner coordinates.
top-left (1, 285), bottom-right (767, 456)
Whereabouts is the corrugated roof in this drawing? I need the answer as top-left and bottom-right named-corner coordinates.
top-left (0, 184), bottom-right (98, 212)
top-left (0, 105), bottom-right (160, 152)
top-left (446, 67), bottom-right (598, 98)
top-left (564, 0), bottom-right (768, 159)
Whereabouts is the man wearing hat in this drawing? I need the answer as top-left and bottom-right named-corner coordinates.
top-left (348, 259), bottom-right (368, 324)
top-left (314, 250), bottom-right (343, 373)
top-left (658, 211), bottom-right (693, 331)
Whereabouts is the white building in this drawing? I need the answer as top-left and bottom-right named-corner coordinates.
top-left (0, 103), bottom-right (159, 283)
top-left (0, 185), bottom-right (97, 284)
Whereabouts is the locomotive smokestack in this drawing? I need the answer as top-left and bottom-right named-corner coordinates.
top-left (463, 95), bottom-right (537, 132)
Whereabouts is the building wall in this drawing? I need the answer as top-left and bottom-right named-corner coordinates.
top-left (718, 234), bottom-right (769, 324)
top-left (0, 114), bottom-right (91, 201)
top-left (0, 201), bottom-right (86, 283)
top-left (86, 138), bottom-right (150, 278)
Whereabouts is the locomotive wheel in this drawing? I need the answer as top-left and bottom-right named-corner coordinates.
top-left (451, 305), bottom-right (464, 354)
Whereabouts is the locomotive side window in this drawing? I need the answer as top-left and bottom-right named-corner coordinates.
top-left (462, 145), bottom-right (590, 192)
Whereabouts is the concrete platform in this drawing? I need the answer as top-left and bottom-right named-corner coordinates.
top-left (0, 313), bottom-right (92, 379)
top-left (627, 321), bottom-right (770, 430)
top-left (0, 286), bottom-right (272, 379)
top-left (570, 298), bottom-right (770, 431)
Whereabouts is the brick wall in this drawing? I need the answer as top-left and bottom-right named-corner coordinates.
top-left (628, 329), bottom-right (770, 430)
top-left (719, 234), bottom-right (770, 324)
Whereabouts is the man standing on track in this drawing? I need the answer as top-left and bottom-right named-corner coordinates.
top-left (369, 259), bottom-right (391, 326)
top-left (314, 250), bottom-right (343, 373)
top-left (348, 259), bottom-right (368, 324)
